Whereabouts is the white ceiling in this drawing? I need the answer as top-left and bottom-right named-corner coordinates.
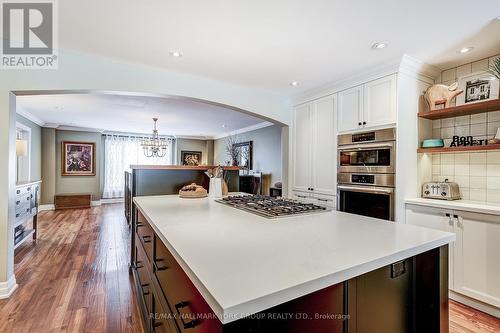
top-left (16, 94), bottom-right (271, 138)
top-left (59, 0), bottom-right (500, 94)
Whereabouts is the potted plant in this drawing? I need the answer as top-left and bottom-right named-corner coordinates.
top-left (490, 57), bottom-right (500, 96)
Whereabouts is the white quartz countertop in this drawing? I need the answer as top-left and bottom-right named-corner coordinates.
top-left (134, 195), bottom-right (455, 324)
top-left (406, 198), bottom-right (500, 216)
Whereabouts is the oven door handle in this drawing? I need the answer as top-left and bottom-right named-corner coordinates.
top-left (338, 142), bottom-right (395, 151)
top-left (338, 185), bottom-right (394, 195)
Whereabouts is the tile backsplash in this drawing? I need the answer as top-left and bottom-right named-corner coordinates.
top-left (428, 54), bottom-right (500, 204)
top-left (431, 151), bottom-right (500, 203)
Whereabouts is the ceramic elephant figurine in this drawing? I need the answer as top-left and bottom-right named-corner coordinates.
top-left (424, 82), bottom-right (463, 110)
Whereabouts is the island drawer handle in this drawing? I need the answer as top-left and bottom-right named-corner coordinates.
top-left (136, 222), bottom-right (144, 227)
top-left (175, 301), bottom-right (198, 329)
top-left (317, 198), bottom-right (329, 202)
top-left (16, 200), bottom-right (20, 205)
top-left (136, 260), bottom-right (144, 269)
top-left (142, 235), bottom-right (152, 243)
top-left (154, 259), bottom-right (169, 271)
top-left (141, 284), bottom-right (150, 296)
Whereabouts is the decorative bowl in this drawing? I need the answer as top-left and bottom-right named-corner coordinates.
top-left (422, 139), bottom-right (444, 148)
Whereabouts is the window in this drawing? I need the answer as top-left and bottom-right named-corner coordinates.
top-left (102, 135), bottom-right (174, 198)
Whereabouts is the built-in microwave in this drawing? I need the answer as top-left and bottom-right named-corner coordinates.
top-left (338, 128), bottom-right (396, 174)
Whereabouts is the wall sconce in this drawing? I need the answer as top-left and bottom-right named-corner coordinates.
top-left (16, 139), bottom-right (28, 156)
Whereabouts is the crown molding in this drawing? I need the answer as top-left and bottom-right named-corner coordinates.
top-left (292, 56), bottom-right (402, 106)
top-left (16, 107), bottom-right (45, 126)
top-left (398, 54), bottom-right (441, 82)
top-left (213, 121), bottom-right (274, 140)
top-left (57, 125), bottom-right (105, 133)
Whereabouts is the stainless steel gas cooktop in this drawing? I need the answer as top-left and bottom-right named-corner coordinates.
top-left (216, 195), bottom-right (329, 219)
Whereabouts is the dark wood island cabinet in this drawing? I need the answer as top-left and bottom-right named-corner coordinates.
top-left (131, 208), bottom-right (450, 333)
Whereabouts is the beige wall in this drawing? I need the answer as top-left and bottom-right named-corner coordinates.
top-left (430, 54), bottom-right (500, 203)
top-left (55, 130), bottom-right (103, 201)
top-left (41, 128), bottom-right (56, 204)
top-left (176, 138), bottom-right (214, 165)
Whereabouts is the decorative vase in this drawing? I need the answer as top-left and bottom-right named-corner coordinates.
top-left (208, 178), bottom-right (223, 199)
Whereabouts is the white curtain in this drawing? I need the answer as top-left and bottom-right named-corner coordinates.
top-left (102, 135), bottom-right (174, 198)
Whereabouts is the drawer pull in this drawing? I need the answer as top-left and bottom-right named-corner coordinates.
top-left (26, 196), bottom-right (30, 201)
top-left (26, 208), bottom-right (30, 213)
top-left (16, 213), bottom-right (20, 218)
top-left (16, 200), bottom-right (20, 205)
top-left (154, 259), bottom-right (169, 271)
top-left (136, 260), bottom-right (144, 269)
top-left (153, 321), bottom-right (163, 328)
top-left (142, 235), bottom-right (152, 243)
top-left (16, 190), bottom-right (20, 194)
top-left (175, 301), bottom-right (198, 329)
top-left (317, 198), bottom-right (329, 202)
top-left (142, 284), bottom-right (150, 295)
top-left (137, 222), bottom-right (144, 227)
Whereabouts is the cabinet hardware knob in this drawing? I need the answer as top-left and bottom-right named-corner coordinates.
top-left (358, 122), bottom-right (362, 126)
top-left (362, 121), bottom-right (366, 125)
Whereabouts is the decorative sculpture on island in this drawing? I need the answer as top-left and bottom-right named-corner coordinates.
top-left (424, 82), bottom-right (463, 110)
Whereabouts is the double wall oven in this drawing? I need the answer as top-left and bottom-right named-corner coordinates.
top-left (337, 128), bottom-right (396, 221)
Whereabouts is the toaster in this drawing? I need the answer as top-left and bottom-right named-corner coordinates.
top-left (422, 180), bottom-right (461, 200)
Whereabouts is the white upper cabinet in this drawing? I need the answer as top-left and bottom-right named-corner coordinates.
top-left (338, 85), bottom-right (363, 133)
top-left (292, 95), bottom-right (337, 196)
top-left (363, 74), bottom-right (397, 128)
top-left (311, 95), bottom-right (337, 196)
top-left (292, 103), bottom-right (312, 193)
top-left (337, 74), bottom-right (397, 133)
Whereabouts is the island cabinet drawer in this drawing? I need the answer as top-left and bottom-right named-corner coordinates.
top-left (16, 185), bottom-right (32, 197)
top-left (153, 235), bottom-right (223, 333)
top-left (135, 239), bottom-right (153, 313)
top-left (151, 288), bottom-right (179, 333)
top-left (137, 212), bottom-right (154, 261)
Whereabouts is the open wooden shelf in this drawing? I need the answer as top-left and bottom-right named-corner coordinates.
top-left (418, 99), bottom-right (500, 120)
top-left (418, 145), bottom-right (500, 154)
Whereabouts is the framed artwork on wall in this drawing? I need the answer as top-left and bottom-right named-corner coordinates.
top-left (181, 150), bottom-right (202, 166)
top-left (233, 141), bottom-right (253, 169)
top-left (61, 141), bottom-right (96, 176)
top-left (456, 71), bottom-right (499, 106)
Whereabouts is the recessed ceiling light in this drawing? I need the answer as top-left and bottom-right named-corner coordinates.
top-left (289, 81), bottom-right (299, 87)
top-left (221, 124), bottom-right (227, 128)
top-left (169, 51), bottom-right (182, 57)
top-left (371, 42), bottom-right (387, 50)
top-left (459, 47), bottom-right (474, 54)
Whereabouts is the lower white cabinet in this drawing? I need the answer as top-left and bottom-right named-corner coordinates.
top-left (406, 204), bottom-right (500, 311)
top-left (292, 191), bottom-right (336, 209)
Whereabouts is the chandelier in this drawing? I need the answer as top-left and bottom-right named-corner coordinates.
top-left (141, 118), bottom-right (168, 157)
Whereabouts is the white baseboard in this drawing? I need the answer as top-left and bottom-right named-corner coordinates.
top-left (0, 275), bottom-right (18, 299)
top-left (39, 204), bottom-right (55, 211)
top-left (450, 290), bottom-right (500, 318)
top-left (91, 200), bottom-right (101, 207)
top-left (100, 198), bottom-right (124, 204)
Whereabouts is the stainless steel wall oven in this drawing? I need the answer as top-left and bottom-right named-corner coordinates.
top-left (337, 128), bottom-right (396, 221)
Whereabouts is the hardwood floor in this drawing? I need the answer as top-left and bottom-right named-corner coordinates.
top-left (0, 204), bottom-right (498, 333)
top-left (0, 204), bottom-right (143, 333)
top-left (450, 300), bottom-right (500, 333)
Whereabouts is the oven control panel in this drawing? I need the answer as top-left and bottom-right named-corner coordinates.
top-left (352, 132), bottom-right (375, 142)
top-left (351, 174), bottom-right (375, 184)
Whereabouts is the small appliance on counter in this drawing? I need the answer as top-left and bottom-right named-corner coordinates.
top-left (422, 179), bottom-right (461, 200)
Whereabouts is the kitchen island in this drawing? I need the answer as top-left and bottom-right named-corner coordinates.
top-left (132, 195), bottom-right (454, 333)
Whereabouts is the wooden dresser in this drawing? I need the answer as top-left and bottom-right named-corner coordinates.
top-left (15, 181), bottom-right (41, 249)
